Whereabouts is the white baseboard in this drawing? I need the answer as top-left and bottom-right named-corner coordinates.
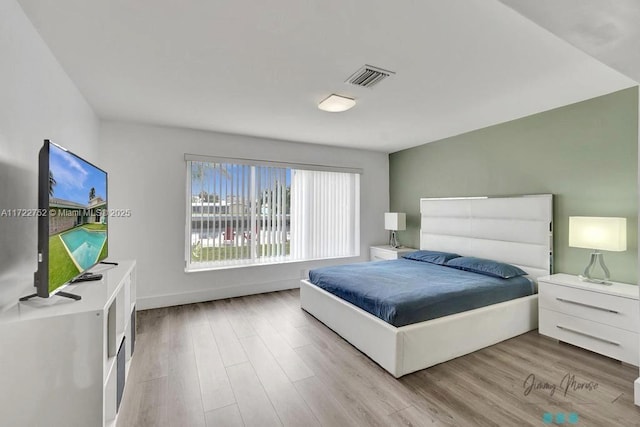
top-left (635, 377), bottom-right (640, 406)
top-left (136, 278), bottom-right (300, 310)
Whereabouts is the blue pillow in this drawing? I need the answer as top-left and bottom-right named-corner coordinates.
top-left (445, 256), bottom-right (527, 279)
top-left (402, 250), bottom-right (461, 265)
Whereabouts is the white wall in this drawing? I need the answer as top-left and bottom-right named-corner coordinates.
top-left (99, 121), bottom-right (389, 309)
top-left (0, 0), bottom-right (99, 310)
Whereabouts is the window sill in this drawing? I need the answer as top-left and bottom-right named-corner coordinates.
top-left (185, 253), bottom-right (360, 273)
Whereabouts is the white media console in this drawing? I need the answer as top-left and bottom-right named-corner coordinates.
top-left (0, 260), bottom-right (136, 427)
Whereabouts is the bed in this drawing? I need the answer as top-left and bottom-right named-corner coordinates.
top-left (300, 194), bottom-right (553, 377)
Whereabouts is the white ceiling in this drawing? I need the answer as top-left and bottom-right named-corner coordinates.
top-left (16, 0), bottom-right (637, 153)
top-left (500, 0), bottom-right (640, 84)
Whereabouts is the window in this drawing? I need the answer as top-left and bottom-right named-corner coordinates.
top-left (185, 155), bottom-right (360, 270)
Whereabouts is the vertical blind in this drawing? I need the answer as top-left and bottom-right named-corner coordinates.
top-left (290, 170), bottom-right (360, 260)
top-left (186, 158), bottom-right (360, 270)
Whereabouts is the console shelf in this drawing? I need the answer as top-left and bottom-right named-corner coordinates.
top-left (0, 260), bottom-right (137, 427)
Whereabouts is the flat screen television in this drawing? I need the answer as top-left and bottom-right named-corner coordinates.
top-left (22, 140), bottom-right (108, 301)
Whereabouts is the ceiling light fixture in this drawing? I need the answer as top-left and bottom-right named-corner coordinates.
top-left (318, 94), bottom-right (356, 112)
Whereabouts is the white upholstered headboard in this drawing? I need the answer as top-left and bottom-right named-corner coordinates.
top-left (420, 194), bottom-right (553, 279)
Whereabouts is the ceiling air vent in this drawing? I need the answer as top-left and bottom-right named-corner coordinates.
top-left (345, 65), bottom-right (395, 88)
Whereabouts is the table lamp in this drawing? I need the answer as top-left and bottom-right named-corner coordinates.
top-left (569, 216), bottom-right (626, 284)
top-left (385, 212), bottom-right (406, 249)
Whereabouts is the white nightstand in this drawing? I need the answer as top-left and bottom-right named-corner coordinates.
top-left (369, 245), bottom-right (416, 261)
top-left (538, 273), bottom-right (639, 365)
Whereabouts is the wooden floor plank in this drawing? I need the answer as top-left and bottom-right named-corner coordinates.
top-left (293, 376), bottom-right (362, 427)
top-left (220, 298), bottom-right (258, 339)
top-left (239, 335), bottom-right (319, 426)
top-left (116, 375), bottom-right (144, 427)
top-left (225, 362), bottom-right (282, 427)
top-left (205, 404), bottom-right (245, 427)
top-left (120, 377), bottom-right (168, 427)
top-left (295, 343), bottom-right (404, 426)
top-left (166, 349), bottom-right (206, 427)
top-left (205, 300), bottom-right (249, 367)
top-left (266, 335), bottom-right (315, 382)
top-left (253, 293), bottom-right (313, 348)
top-left (125, 331), bottom-right (169, 384)
top-left (167, 305), bottom-right (196, 354)
top-left (385, 405), bottom-right (442, 427)
top-left (234, 293), bottom-right (315, 382)
top-left (191, 322), bottom-right (237, 412)
top-left (300, 322), bottom-right (416, 410)
top-left (238, 296), bottom-right (281, 337)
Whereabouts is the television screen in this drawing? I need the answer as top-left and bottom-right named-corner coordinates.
top-left (42, 140), bottom-right (108, 295)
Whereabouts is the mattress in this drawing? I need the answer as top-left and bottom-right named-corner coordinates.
top-left (308, 258), bottom-right (535, 327)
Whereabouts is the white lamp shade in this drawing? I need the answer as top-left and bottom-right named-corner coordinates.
top-left (569, 216), bottom-right (626, 252)
top-left (385, 212), bottom-right (406, 231)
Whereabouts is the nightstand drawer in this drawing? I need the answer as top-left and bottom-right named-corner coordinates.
top-left (369, 246), bottom-right (415, 261)
top-left (539, 308), bottom-right (639, 365)
top-left (370, 247), bottom-right (392, 261)
top-left (539, 282), bottom-right (639, 332)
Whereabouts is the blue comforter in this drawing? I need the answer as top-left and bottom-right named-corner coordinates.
top-left (308, 259), bottom-right (535, 327)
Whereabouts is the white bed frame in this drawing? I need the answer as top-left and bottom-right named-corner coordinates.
top-left (300, 194), bottom-right (553, 377)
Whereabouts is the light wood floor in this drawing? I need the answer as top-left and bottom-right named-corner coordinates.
top-left (118, 289), bottom-right (640, 427)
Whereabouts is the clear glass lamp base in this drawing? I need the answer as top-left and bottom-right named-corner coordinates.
top-left (578, 251), bottom-right (612, 285)
top-left (389, 231), bottom-right (401, 249)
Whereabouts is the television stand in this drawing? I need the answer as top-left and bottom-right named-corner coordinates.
top-left (19, 291), bottom-right (81, 301)
top-left (3, 261), bottom-right (137, 427)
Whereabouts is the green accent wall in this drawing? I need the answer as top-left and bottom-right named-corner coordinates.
top-left (390, 87), bottom-right (639, 284)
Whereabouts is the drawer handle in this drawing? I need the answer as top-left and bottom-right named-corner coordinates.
top-left (556, 298), bottom-right (618, 314)
top-left (556, 325), bottom-right (620, 346)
